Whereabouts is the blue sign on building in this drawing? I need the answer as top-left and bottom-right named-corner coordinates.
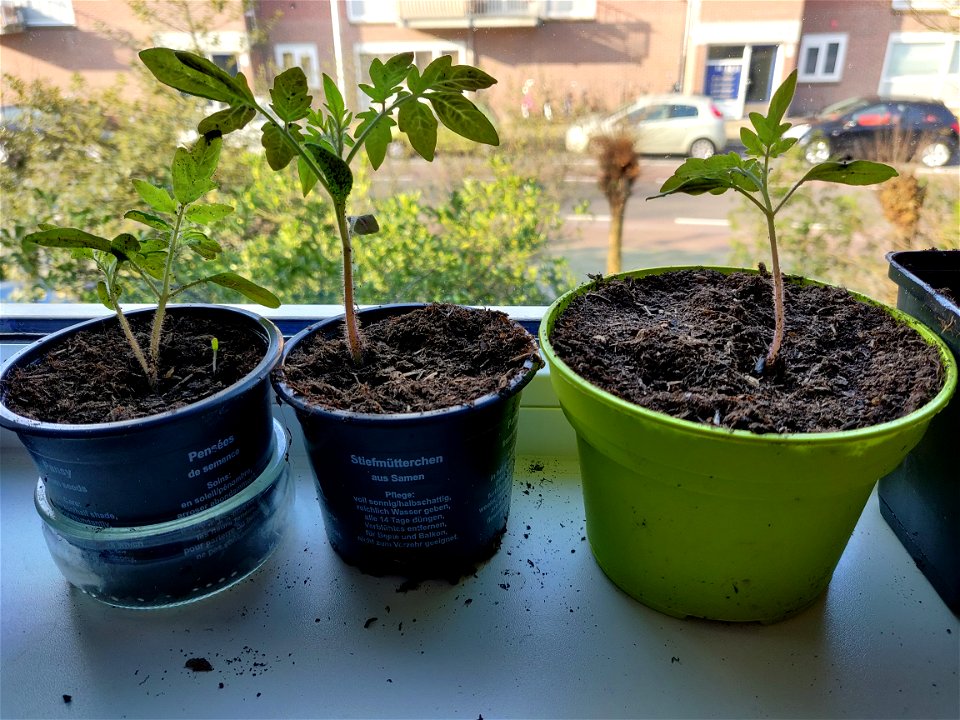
top-left (705, 64), bottom-right (742, 101)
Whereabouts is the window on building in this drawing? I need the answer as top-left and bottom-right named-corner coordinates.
top-left (210, 54), bottom-right (240, 77)
top-left (797, 34), bottom-right (847, 83)
top-left (347, 0), bottom-right (397, 23)
top-left (276, 44), bottom-right (321, 88)
top-left (880, 34), bottom-right (960, 102)
top-left (18, 0), bottom-right (75, 27)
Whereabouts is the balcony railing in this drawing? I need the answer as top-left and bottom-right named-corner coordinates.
top-left (396, 0), bottom-right (543, 28)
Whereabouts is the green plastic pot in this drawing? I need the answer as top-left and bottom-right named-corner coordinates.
top-left (539, 267), bottom-right (958, 623)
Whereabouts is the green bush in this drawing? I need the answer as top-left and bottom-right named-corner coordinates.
top-left (207, 155), bottom-right (573, 305)
top-left (2, 78), bottom-right (573, 307)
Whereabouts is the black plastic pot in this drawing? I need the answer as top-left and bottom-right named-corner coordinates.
top-left (272, 304), bottom-right (540, 578)
top-left (0, 305), bottom-right (284, 526)
top-left (882, 250), bottom-right (959, 613)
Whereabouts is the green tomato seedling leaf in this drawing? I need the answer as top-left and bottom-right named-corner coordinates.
top-left (270, 67), bottom-right (312, 123)
top-left (261, 122), bottom-right (297, 170)
top-left (25, 227), bottom-right (112, 252)
top-left (428, 93), bottom-right (499, 146)
top-left (205, 272), bottom-right (281, 308)
top-left (132, 179), bottom-right (177, 214)
top-left (304, 142), bottom-right (353, 203)
top-left (398, 100), bottom-right (438, 161)
top-left (432, 64), bottom-right (498, 92)
top-left (184, 231), bottom-right (223, 260)
top-left (96, 280), bottom-right (115, 310)
top-left (185, 203), bottom-right (233, 224)
top-left (198, 105), bottom-right (256, 137)
top-left (172, 135), bottom-right (221, 204)
top-left (297, 156), bottom-right (319, 197)
top-left (139, 48), bottom-right (246, 104)
top-left (800, 160), bottom-right (899, 186)
top-left (355, 109), bottom-right (394, 170)
top-left (124, 210), bottom-right (172, 231)
top-left (110, 233), bottom-right (141, 259)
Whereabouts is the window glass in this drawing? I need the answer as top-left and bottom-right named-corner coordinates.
top-left (888, 41), bottom-right (946, 76)
top-left (824, 42), bottom-right (840, 75)
top-left (0, 2), bottom-right (956, 310)
top-left (670, 105), bottom-right (698, 119)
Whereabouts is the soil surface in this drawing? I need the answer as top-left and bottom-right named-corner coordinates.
top-left (279, 304), bottom-right (541, 414)
top-left (549, 270), bottom-right (947, 434)
top-left (3, 313), bottom-right (264, 424)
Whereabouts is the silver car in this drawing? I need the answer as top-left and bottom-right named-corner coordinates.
top-left (565, 94), bottom-right (727, 158)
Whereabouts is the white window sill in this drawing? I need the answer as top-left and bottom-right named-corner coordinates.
top-left (0, 305), bottom-right (958, 718)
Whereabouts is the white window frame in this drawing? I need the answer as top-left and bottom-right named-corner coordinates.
top-left (797, 33), bottom-right (848, 83)
top-left (543, 0), bottom-right (597, 20)
top-left (19, 0), bottom-right (75, 27)
top-left (275, 43), bottom-right (321, 88)
top-left (879, 32), bottom-right (960, 104)
top-left (890, 0), bottom-right (957, 11)
top-left (346, 0), bottom-right (397, 24)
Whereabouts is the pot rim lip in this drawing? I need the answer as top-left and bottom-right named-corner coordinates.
top-left (538, 265), bottom-right (959, 444)
top-left (35, 419), bottom-right (289, 543)
top-left (886, 249), bottom-right (960, 319)
top-left (0, 304), bottom-right (283, 435)
top-left (272, 302), bottom-right (541, 423)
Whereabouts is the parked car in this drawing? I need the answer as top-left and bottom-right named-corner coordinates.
top-left (788, 97), bottom-right (959, 168)
top-left (565, 95), bottom-right (726, 158)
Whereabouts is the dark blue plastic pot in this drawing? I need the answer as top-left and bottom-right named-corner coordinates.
top-left (0, 305), bottom-right (283, 526)
top-left (881, 250), bottom-right (959, 612)
top-left (272, 304), bottom-right (540, 578)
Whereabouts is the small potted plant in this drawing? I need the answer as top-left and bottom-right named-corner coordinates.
top-left (0, 135), bottom-right (291, 607)
top-left (880, 247), bottom-right (959, 612)
top-left (537, 71), bottom-right (957, 623)
top-left (140, 50), bottom-right (541, 578)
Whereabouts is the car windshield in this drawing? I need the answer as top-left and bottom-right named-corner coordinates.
top-left (817, 96), bottom-right (874, 119)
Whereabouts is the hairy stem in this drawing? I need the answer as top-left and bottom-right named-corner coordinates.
top-left (759, 155), bottom-right (785, 368)
top-left (335, 201), bottom-right (363, 365)
top-left (149, 203), bottom-right (188, 386)
top-left (114, 304), bottom-right (153, 382)
top-left (764, 210), bottom-right (786, 366)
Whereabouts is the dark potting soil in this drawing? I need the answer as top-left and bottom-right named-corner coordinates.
top-left (280, 304), bottom-right (541, 414)
top-left (2, 314), bottom-right (264, 424)
top-left (549, 270), bottom-right (946, 434)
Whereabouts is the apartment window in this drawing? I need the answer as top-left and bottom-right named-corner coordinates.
top-left (543, 0), bottom-right (597, 19)
top-left (347, 0), bottom-right (397, 23)
top-left (797, 34), bottom-right (847, 83)
top-left (275, 44), bottom-right (320, 87)
top-left (880, 33), bottom-right (960, 102)
top-left (19, 0), bottom-right (75, 27)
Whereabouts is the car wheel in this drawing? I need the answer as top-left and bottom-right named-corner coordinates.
top-left (918, 140), bottom-right (952, 168)
top-left (689, 138), bottom-right (716, 159)
top-left (804, 138), bottom-right (831, 164)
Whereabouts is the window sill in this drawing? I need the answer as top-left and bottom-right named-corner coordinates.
top-left (0, 306), bottom-right (957, 718)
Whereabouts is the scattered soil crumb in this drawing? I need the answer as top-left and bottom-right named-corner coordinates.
top-left (528, 461), bottom-right (545, 472)
top-left (185, 658), bottom-right (214, 672)
top-left (364, 617), bottom-right (378, 629)
top-left (62, 695), bottom-right (72, 704)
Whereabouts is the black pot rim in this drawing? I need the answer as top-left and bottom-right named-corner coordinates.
top-left (0, 304), bottom-right (283, 436)
top-left (271, 303), bottom-right (541, 424)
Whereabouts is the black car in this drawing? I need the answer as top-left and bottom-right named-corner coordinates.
top-left (789, 97), bottom-right (959, 168)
